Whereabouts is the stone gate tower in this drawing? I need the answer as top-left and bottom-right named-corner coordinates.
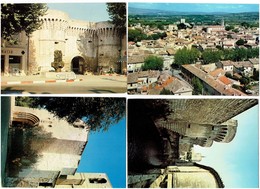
top-left (27, 9), bottom-right (126, 75)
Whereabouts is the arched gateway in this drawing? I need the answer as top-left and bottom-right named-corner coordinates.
top-left (71, 56), bottom-right (85, 74)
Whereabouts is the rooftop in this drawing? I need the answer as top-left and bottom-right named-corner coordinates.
top-left (182, 64), bottom-right (246, 96)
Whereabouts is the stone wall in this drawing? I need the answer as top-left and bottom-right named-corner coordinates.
top-left (156, 99), bottom-right (258, 125)
top-left (29, 9), bottom-right (125, 74)
top-left (5, 104), bottom-right (89, 187)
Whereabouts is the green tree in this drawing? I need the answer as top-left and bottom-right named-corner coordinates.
top-left (157, 24), bottom-right (164, 30)
top-left (159, 32), bottom-right (167, 39)
top-left (202, 49), bottom-right (222, 64)
top-left (236, 39), bottom-right (246, 46)
top-left (227, 34), bottom-right (233, 39)
top-left (1, 3), bottom-right (47, 43)
top-left (232, 84), bottom-right (242, 91)
top-left (174, 48), bottom-right (200, 65)
top-left (232, 28), bottom-right (239, 33)
top-left (106, 3), bottom-right (126, 33)
top-left (241, 22), bottom-right (250, 29)
top-left (142, 55), bottom-right (164, 71)
top-left (191, 77), bottom-right (203, 95)
top-left (15, 97), bottom-right (35, 107)
top-left (128, 29), bottom-right (142, 42)
top-left (225, 25), bottom-right (234, 31)
top-left (222, 49), bottom-right (235, 61)
top-left (22, 97), bottom-right (126, 132)
top-left (252, 69), bottom-right (259, 81)
top-left (240, 76), bottom-right (250, 85)
top-left (128, 28), bottom-right (148, 42)
top-left (160, 88), bottom-right (172, 95)
top-left (177, 23), bottom-right (187, 30)
top-left (247, 47), bottom-right (259, 58)
top-left (233, 48), bottom-right (247, 61)
top-left (151, 33), bottom-right (160, 40)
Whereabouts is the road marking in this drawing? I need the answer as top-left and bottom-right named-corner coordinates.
top-left (1, 79), bottom-right (83, 85)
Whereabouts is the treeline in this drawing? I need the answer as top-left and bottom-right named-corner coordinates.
top-left (129, 12), bottom-right (259, 28)
top-left (128, 29), bottom-right (167, 42)
top-left (173, 47), bottom-right (259, 66)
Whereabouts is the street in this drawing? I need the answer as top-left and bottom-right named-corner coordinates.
top-left (1, 75), bottom-right (127, 94)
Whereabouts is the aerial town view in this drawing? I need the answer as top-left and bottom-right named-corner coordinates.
top-left (128, 98), bottom-right (258, 188)
top-left (127, 3), bottom-right (259, 95)
top-left (1, 97), bottom-right (126, 188)
top-left (1, 3), bottom-right (126, 94)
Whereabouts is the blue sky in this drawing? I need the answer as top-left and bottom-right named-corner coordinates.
top-left (47, 3), bottom-right (110, 22)
top-left (77, 117), bottom-right (126, 188)
top-left (129, 3), bottom-right (259, 13)
top-left (194, 104), bottom-right (259, 188)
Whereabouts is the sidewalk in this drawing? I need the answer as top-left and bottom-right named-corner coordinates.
top-left (1, 74), bottom-right (126, 86)
top-left (1, 75), bottom-right (83, 86)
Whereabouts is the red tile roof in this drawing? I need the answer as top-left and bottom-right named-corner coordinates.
top-left (218, 76), bottom-right (232, 85)
top-left (209, 68), bottom-right (225, 78)
top-left (182, 64), bottom-right (246, 96)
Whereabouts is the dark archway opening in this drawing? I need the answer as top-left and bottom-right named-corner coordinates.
top-left (71, 56), bottom-right (85, 74)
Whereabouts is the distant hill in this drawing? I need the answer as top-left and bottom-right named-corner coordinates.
top-left (128, 6), bottom-right (258, 16)
top-left (128, 7), bottom-right (180, 15)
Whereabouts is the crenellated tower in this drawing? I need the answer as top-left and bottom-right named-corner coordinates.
top-left (95, 22), bottom-right (121, 73)
top-left (28, 9), bottom-right (124, 74)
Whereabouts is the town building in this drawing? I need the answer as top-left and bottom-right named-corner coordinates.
top-left (127, 71), bottom-right (193, 95)
top-left (1, 9), bottom-right (126, 76)
top-left (249, 58), bottom-right (259, 71)
top-left (181, 64), bottom-right (247, 96)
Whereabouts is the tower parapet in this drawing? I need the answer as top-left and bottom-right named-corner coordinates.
top-left (8, 9), bottom-right (126, 75)
top-left (95, 22), bottom-right (121, 72)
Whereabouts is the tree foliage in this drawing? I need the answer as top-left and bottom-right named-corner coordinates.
top-left (252, 69), bottom-right (259, 81)
top-left (1, 3), bottom-right (47, 42)
top-left (236, 39), bottom-right (246, 46)
top-left (16, 97), bottom-right (126, 132)
top-left (232, 28), bottom-right (239, 33)
top-left (177, 23), bottom-right (191, 30)
top-left (202, 49), bottom-right (222, 64)
top-left (160, 88), bottom-right (172, 95)
top-left (174, 48), bottom-right (200, 65)
top-left (128, 29), bottom-right (145, 42)
top-left (174, 47), bottom-right (258, 65)
top-left (15, 97), bottom-right (35, 107)
top-left (241, 22), bottom-right (250, 29)
top-left (128, 29), bottom-right (166, 42)
top-left (227, 34), bottom-right (233, 39)
top-left (191, 77), bottom-right (203, 95)
top-left (142, 55), bottom-right (164, 71)
top-left (221, 48), bottom-right (258, 61)
top-left (225, 25), bottom-right (234, 31)
top-left (239, 76), bottom-right (250, 85)
top-left (106, 3), bottom-right (126, 33)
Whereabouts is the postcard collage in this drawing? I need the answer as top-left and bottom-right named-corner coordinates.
top-left (1, 1), bottom-right (259, 188)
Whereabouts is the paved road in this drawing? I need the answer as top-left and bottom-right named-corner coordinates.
top-left (1, 75), bottom-right (126, 94)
